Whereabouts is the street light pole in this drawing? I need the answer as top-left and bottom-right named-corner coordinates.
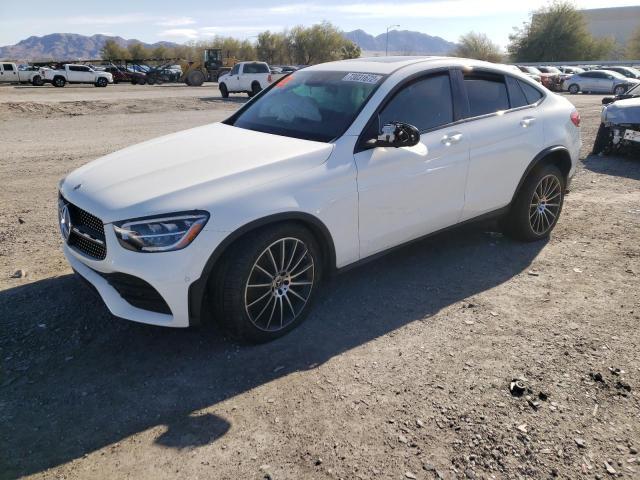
top-left (386, 24), bottom-right (400, 56)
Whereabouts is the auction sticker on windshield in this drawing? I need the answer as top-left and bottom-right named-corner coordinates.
top-left (342, 72), bottom-right (383, 84)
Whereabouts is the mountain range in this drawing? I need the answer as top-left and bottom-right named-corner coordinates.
top-left (0, 33), bottom-right (178, 61)
top-left (0, 30), bottom-right (457, 61)
top-left (344, 29), bottom-right (457, 55)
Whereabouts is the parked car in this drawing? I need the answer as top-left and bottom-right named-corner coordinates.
top-left (514, 65), bottom-right (542, 83)
top-left (559, 66), bottom-right (585, 75)
top-left (42, 64), bottom-right (113, 87)
top-left (0, 62), bottom-right (44, 85)
top-left (593, 83), bottom-right (639, 155)
top-left (102, 65), bottom-right (146, 84)
top-left (563, 69), bottom-right (640, 95)
top-left (218, 61), bottom-right (283, 97)
top-left (603, 66), bottom-right (640, 79)
top-left (58, 57), bottom-right (580, 342)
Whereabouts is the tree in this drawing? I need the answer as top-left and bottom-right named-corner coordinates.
top-left (289, 22), bottom-right (354, 65)
top-left (100, 39), bottom-right (129, 61)
top-left (455, 32), bottom-right (503, 62)
top-left (151, 45), bottom-right (169, 60)
top-left (341, 41), bottom-right (361, 60)
top-left (508, 1), bottom-right (614, 62)
top-left (127, 42), bottom-right (150, 61)
top-left (628, 25), bottom-right (640, 59)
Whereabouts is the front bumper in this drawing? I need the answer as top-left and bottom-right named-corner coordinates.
top-left (63, 223), bottom-right (227, 328)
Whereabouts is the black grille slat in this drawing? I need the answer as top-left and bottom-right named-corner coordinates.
top-left (61, 196), bottom-right (107, 260)
top-left (98, 272), bottom-right (171, 314)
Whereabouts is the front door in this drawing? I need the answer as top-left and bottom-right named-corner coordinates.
top-left (354, 72), bottom-right (470, 258)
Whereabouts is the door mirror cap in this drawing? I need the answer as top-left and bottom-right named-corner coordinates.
top-left (374, 122), bottom-right (420, 148)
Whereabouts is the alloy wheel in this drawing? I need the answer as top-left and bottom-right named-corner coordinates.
top-left (529, 174), bottom-right (562, 235)
top-left (244, 237), bottom-right (315, 332)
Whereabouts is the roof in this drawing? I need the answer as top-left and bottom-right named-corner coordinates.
top-left (306, 56), bottom-right (446, 75)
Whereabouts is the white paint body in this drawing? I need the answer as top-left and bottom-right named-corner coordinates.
top-left (43, 64), bottom-right (113, 85)
top-left (218, 61), bottom-right (284, 93)
top-left (59, 57), bottom-right (580, 328)
top-left (0, 62), bottom-right (40, 83)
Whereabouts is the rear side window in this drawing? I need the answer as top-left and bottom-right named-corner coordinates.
top-left (379, 73), bottom-right (454, 132)
top-left (506, 76), bottom-right (528, 108)
top-left (244, 63), bottom-right (269, 74)
top-left (463, 73), bottom-right (509, 117)
top-left (3, 63), bottom-right (14, 71)
top-left (519, 81), bottom-right (543, 104)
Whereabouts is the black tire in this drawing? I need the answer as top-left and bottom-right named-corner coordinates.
top-left (147, 77), bottom-right (155, 85)
top-left (219, 83), bottom-right (229, 98)
top-left (212, 223), bottom-right (323, 343)
top-left (31, 75), bottom-right (44, 86)
top-left (249, 81), bottom-right (262, 97)
top-left (52, 76), bottom-right (66, 88)
top-left (96, 77), bottom-right (108, 87)
top-left (504, 164), bottom-right (565, 242)
top-left (613, 85), bottom-right (626, 96)
top-left (568, 84), bottom-right (579, 94)
top-left (592, 123), bottom-right (611, 155)
top-left (187, 70), bottom-right (205, 87)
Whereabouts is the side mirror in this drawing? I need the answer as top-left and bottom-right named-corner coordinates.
top-left (374, 122), bottom-right (420, 148)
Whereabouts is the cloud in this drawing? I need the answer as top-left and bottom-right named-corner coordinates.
top-left (155, 17), bottom-right (196, 27)
top-left (159, 28), bottom-right (199, 40)
top-left (66, 14), bottom-right (151, 25)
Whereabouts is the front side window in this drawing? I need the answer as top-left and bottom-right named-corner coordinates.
top-left (230, 64), bottom-right (240, 75)
top-left (464, 73), bottom-right (509, 117)
top-left (379, 73), bottom-right (453, 132)
top-left (231, 70), bottom-right (384, 142)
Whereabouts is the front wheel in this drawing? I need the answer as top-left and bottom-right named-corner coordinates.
top-left (504, 164), bottom-right (565, 242)
top-left (52, 77), bottom-right (66, 87)
top-left (96, 77), bottom-right (108, 87)
top-left (568, 84), bottom-right (579, 94)
top-left (219, 83), bottom-right (229, 98)
top-left (213, 224), bottom-right (322, 343)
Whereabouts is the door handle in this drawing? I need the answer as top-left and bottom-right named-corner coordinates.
top-left (520, 117), bottom-right (536, 128)
top-left (441, 132), bottom-right (463, 146)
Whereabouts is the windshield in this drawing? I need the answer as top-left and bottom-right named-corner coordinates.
top-left (628, 83), bottom-right (639, 95)
top-left (602, 70), bottom-right (627, 79)
top-left (525, 66), bottom-right (542, 74)
top-left (544, 67), bottom-right (561, 74)
top-left (230, 70), bottom-right (385, 142)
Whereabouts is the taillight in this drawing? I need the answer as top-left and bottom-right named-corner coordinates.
top-left (570, 110), bottom-right (581, 127)
top-left (268, 74), bottom-right (272, 83)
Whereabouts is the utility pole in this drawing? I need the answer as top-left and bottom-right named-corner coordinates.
top-left (386, 24), bottom-right (400, 56)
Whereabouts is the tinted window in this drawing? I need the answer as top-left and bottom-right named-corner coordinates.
top-left (581, 72), bottom-right (594, 78)
top-left (3, 63), bottom-right (14, 71)
top-left (69, 66), bottom-right (80, 71)
top-left (230, 64), bottom-right (240, 75)
top-left (464, 73), bottom-right (509, 117)
top-left (506, 76), bottom-right (528, 108)
top-left (244, 63), bottom-right (269, 74)
top-left (519, 81), bottom-right (543, 104)
top-left (231, 70), bottom-right (384, 142)
top-left (379, 73), bottom-right (453, 131)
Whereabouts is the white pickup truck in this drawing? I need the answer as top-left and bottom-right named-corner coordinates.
top-left (42, 64), bottom-right (113, 87)
top-left (218, 62), bottom-right (285, 97)
top-left (0, 62), bottom-right (44, 85)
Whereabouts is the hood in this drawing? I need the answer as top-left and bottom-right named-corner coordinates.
top-left (604, 97), bottom-right (640, 125)
top-left (61, 123), bottom-right (333, 223)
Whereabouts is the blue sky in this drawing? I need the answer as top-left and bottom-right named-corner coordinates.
top-left (1, 0), bottom-right (638, 49)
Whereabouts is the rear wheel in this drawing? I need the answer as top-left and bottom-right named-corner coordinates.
top-left (31, 75), bottom-right (44, 86)
top-left (613, 85), bottom-right (626, 96)
top-left (505, 164), bottom-right (565, 242)
top-left (568, 84), bottom-right (579, 94)
top-left (219, 83), bottom-right (229, 98)
top-left (213, 224), bottom-right (322, 343)
top-left (187, 70), bottom-right (205, 87)
top-left (249, 81), bottom-right (262, 97)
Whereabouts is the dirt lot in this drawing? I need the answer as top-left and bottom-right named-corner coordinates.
top-left (1, 83), bottom-right (638, 480)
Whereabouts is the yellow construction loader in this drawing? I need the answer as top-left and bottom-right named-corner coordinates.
top-left (181, 48), bottom-right (236, 86)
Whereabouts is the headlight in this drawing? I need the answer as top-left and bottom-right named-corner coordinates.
top-left (113, 211), bottom-right (209, 253)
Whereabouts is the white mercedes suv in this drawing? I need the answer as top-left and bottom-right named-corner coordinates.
top-left (58, 57), bottom-right (581, 342)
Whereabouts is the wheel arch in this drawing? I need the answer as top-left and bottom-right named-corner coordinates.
top-left (510, 146), bottom-right (572, 205)
top-left (187, 211), bottom-right (337, 326)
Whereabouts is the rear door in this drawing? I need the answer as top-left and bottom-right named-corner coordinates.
top-left (459, 71), bottom-right (545, 221)
top-left (1, 63), bottom-right (18, 82)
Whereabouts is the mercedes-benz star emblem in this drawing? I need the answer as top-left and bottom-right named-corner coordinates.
top-left (59, 203), bottom-right (71, 242)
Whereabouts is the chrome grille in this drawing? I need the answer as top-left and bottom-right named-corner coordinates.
top-left (60, 196), bottom-right (107, 260)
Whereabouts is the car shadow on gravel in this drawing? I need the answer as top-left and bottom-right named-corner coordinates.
top-left (583, 153), bottom-right (640, 181)
top-left (0, 225), bottom-right (545, 478)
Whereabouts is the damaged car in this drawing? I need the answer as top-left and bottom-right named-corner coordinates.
top-left (593, 83), bottom-right (640, 155)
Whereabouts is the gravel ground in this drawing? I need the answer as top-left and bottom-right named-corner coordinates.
top-left (0, 84), bottom-right (638, 480)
